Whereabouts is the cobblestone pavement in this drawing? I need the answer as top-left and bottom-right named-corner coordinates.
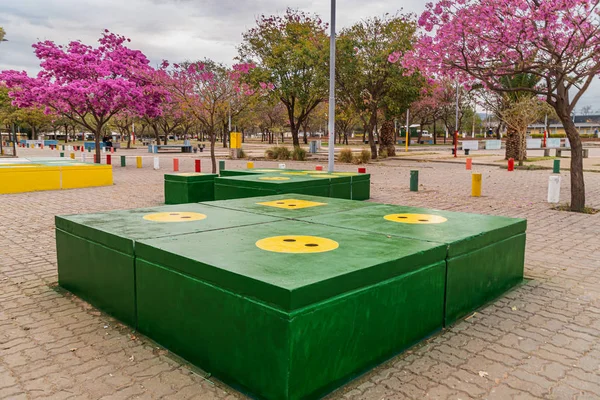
top-left (1, 149), bottom-right (599, 399)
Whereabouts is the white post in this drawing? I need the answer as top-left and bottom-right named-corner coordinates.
top-left (327, 0), bottom-right (336, 173)
top-left (548, 175), bottom-right (561, 203)
top-left (81, 153), bottom-right (86, 163)
top-left (153, 157), bottom-right (160, 170)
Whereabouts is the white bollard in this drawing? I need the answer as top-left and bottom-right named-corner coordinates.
top-left (102, 147), bottom-right (106, 153)
top-left (153, 157), bottom-right (160, 170)
top-left (279, 163), bottom-right (286, 169)
top-left (548, 175), bottom-right (561, 203)
top-left (81, 153), bottom-right (86, 162)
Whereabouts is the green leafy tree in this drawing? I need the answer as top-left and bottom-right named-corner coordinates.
top-left (337, 14), bottom-right (421, 158)
top-left (239, 8), bottom-right (329, 147)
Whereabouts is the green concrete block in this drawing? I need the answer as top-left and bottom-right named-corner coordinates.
top-left (56, 204), bottom-right (281, 327)
top-left (219, 169), bottom-right (265, 177)
top-left (214, 174), bottom-right (331, 200)
top-left (205, 193), bottom-right (376, 219)
top-left (164, 173), bottom-right (217, 204)
top-left (136, 221), bottom-right (446, 399)
top-left (297, 204), bottom-right (527, 325)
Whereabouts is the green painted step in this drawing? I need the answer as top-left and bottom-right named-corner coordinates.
top-left (56, 204), bottom-right (281, 327)
top-left (135, 220), bottom-right (447, 400)
top-left (297, 204), bottom-right (527, 325)
top-left (214, 173), bottom-right (334, 200)
top-left (204, 193), bottom-right (376, 219)
top-left (164, 173), bottom-right (218, 204)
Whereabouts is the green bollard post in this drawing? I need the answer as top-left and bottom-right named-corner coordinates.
top-left (410, 170), bottom-right (419, 192)
top-left (60, 152), bottom-right (64, 158)
top-left (219, 160), bottom-right (225, 172)
top-left (120, 155), bottom-right (126, 167)
top-left (553, 159), bottom-right (560, 174)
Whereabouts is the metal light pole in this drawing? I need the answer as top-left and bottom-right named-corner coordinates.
top-left (454, 80), bottom-right (459, 158)
top-left (327, 0), bottom-right (336, 172)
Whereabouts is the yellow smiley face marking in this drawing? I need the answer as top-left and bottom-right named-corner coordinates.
top-left (383, 213), bottom-right (448, 224)
top-left (257, 199), bottom-right (327, 210)
top-left (258, 177), bottom-right (290, 181)
top-left (281, 172), bottom-right (308, 176)
top-left (143, 212), bottom-right (207, 222)
top-left (256, 236), bottom-right (339, 253)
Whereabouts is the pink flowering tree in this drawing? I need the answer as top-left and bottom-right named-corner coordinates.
top-left (158, 60), bottom-right (256, 173)
top-left (0, 31), bottom-right (166, 163)
top-left (411, 0), bottom-right (600, 211)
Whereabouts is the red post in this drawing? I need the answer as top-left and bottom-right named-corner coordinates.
top-left (316, 165), bottom-right (323, 171)
top-left (173, 158), bottom-right (179, 172)
top-left (94, 154), bottom-right (98, 164)
top-left (543, 130), bottom-right (547, 148)
top-left (358, 167), bottom-right (366, 174)
top-left (466, 158), bottom-right (472, 170)
top-left (508, 158), bottom-right (515, 172)
top-left (106, 154), bottom-right (112, 165)
top-left (195, 159), bottom-right (201, 173)
top-left (110, 147), bottom-right (114, 154)
top-left (41, 144), bottom-right (44, 149)
top-left (453, 131), bottom-right (458, 158)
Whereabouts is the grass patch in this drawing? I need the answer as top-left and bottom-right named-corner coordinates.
top-left (551, 204), bottom-right (599, 214)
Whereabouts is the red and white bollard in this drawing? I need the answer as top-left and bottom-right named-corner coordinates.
top-left (106, 154), bottom-right (112, 165)
top-left (173, 158), bottom-right (179, 172)
top-left (195, 159), bottom-right (201, 173)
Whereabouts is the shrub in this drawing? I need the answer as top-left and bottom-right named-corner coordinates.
top-left (379, 149), bottom-right (388, 159)
top-left (265, 146), bottom-right (291, 160)
top-left (238, 149), bottom-right (246, 159)
top-left (352, 149), bottom-right (371, 164)
top-left (292, 146), bottom-right (307, 161)
top-left (338, 148), bottom-right (353, 163)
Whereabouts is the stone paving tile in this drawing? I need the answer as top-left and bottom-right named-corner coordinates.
top-left (1, 148), bottom-right (599, 399)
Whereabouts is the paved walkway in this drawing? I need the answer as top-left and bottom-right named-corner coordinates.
top-left (1, 148), bottom-right (599, 399)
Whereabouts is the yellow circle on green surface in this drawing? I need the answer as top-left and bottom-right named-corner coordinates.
top-left (259, 177), bottom-right (290, 181)
top-left (384, 213), bottom-right (447, 224)
top-left (281, 172), bottom-right (308, 176)
top-left (303, 170), bottom-right (327, 174)
top-left (256, 236), bottom-right (339, 253)
top-left (143, 212), bottom-right (207, 222)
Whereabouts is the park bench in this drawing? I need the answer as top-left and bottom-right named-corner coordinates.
top-left (148, 144), bottom-right (193, 153)
top-left (555, 148), bottom-right (589, 158)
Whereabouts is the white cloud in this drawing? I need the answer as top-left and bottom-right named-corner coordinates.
top-left (0, 0), bottom-right (598, 111)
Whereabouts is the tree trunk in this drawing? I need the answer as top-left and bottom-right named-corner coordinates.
top-left (517, 130), bottom-right (527, 166)
top-left (153, 124), bottom-right (160, 145)
top-left (378, 120), bottom-right (396, 156)
top-left (505, 128), bottom-right (519, 161)
top-left (64, 125), bottom-right (69, 143)
top-left (367, 111), bottom-right (378, 159)
top-left (433, 119), bottom-right (437, 145)
top-left (223, 123), bottom-right (228, 148)
top-left (210, 131), bottom-right (217, 174)
top-left (291, 126), bottom-right (299, 147)
top-left (557, 113), bottom-right (586, 211)
top-left (95, 126), bottom-right (102, 164)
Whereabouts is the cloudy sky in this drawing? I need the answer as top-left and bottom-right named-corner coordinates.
top-left (1, 0), bottom-right (600, 112)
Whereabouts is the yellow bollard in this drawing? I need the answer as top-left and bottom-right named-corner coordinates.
top-left (70, 152), bottom-right (75, 159)
top-left (136, 156), bottom-right (142, 168)
top-left (472, 173), bottom-right (482, 197)
top-left (247, 161), bottom-right (254, 169)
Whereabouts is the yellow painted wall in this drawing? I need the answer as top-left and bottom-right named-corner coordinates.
top-left (0, 164), bottom-right (113, 194)
top-left (61, 165), bottom-right (113, 189)
top-left (0, 166), bottom-right (61, 194)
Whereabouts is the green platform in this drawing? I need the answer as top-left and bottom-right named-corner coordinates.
top-left (205, 193), bottom-right (376, 219)
top-left (298, 204), bottom-right (527, 325)
top-left (56, 194), bottom-right (526, 399)
top-left (135, 221), bottom-right (446, 400)
top-left (56, 204), bottom-right (279, 326)
top-left (164, 173), bottom-right (218, 204)
top-left (214, 173), bottom-right (333, 200)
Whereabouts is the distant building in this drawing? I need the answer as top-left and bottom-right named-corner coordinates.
top-left (528, 122), bottom-right (600, 136)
